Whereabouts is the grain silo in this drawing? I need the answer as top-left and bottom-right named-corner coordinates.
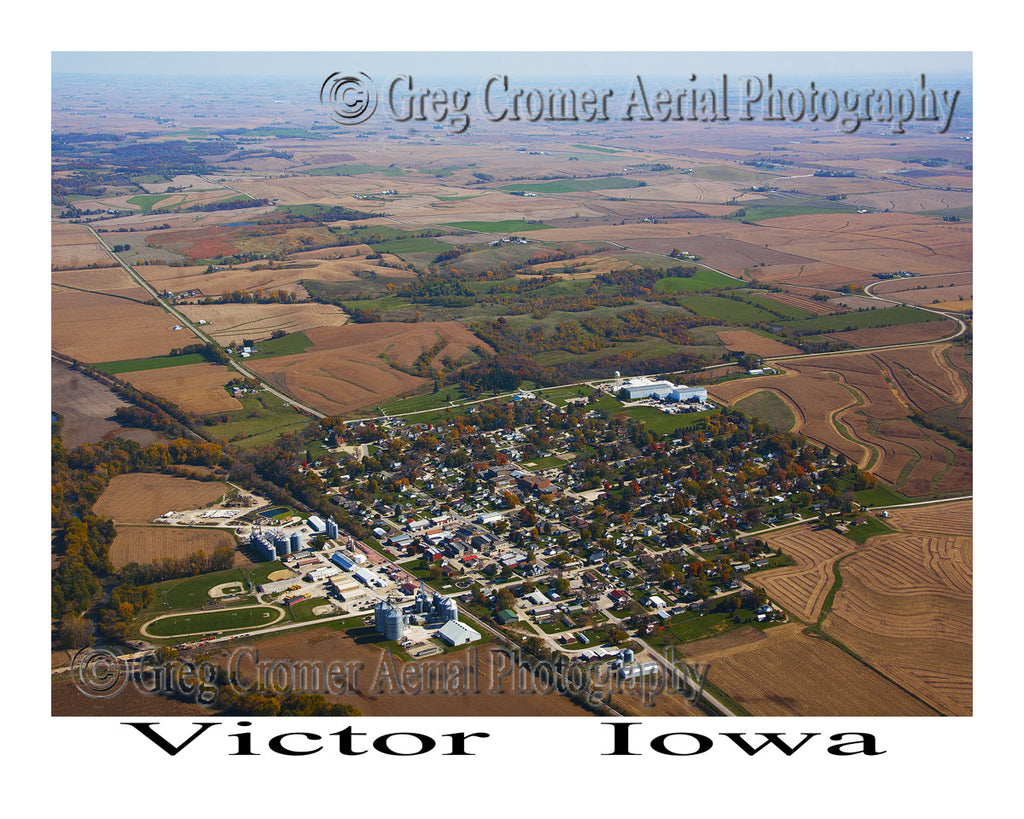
top-left (290, 531), bottom-right (303, 553)
top-left (374, 599), bottom-right (405, 641)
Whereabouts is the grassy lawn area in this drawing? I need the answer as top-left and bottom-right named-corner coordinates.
top-left (854, 484), bottom-right (912, 507)
top-left (243, 331), bottom-right (313, 359)
top-left (537, 385), bottom-right (595, 406)
top-left (442, 219), bottom-right (552, 232)
top-left (645, 605), bottom-right (767, 647)
top-left (151, 568), bottom-right (253, 612)
top-left (94, 352), bottom-right (208, 374)
top-left (623, 406), bottom-right (712, 434)
top-left (145, 605), bottom-right (281, 637)
top-left (841, 517), bottom-right (894, 544)
top-left (522, 455), bottom-right (567, 470)
top-left (734, 390), bottom-right (796, 432)
top-left (285, 597), bottom-right (335, 622)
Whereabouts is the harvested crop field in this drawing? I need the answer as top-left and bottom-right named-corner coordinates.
top-left (826, 317), bottom-right (960, 347)
top-left (716, 330), bottom-right (802, 357)
top-left (93, 473), bottom-right (228, 522)
top-left (51, 359), bottom-right (170, 448)
top-left (822, 500), bottom-right (972, 715)
top-left (51, 678), bottom-right (213, 717)
top-left (109, 526), bottom-right (243, 569)
top-left (752, 527), bottom-right (859, 623)
top-left (177, 302), bottom-right (349, 344)
top-left (679, 623), bottom-right (935, 716)
top-left (51, 289), bottom-right (192, 362)
top-left (756, 289), bottom-right (837, 315)
top-left (120, 362), bottom-right (243, 415)
top-left (52, 223), bottom-right (116, 269)
top-left (52, 265), bottom-right (137, 293)
top-left (207, 628), bottom-right (593, 717)
top-left (711, 346), bottom-right (971, 495)
top-left (246, 322), bottom-right (491, 415)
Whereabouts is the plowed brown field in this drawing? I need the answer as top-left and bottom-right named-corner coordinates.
top-left (51, 289), bottom-right (191, 362)
top-left (710, 344), bottom-right (971, 496)
top-left (94, 473), bottom-right (228, 522)
top-left (246, 322), bottom-right (491, 415)
top-left (178, 303), bottom-right (348, 344)
top-left (822, 500), bottom-right (972, 715)
top-left (109, 526), bottom-right (242, 569)
top-left (716, 330), bottom-right (802, 357)
top-left (678, 623), bottom-right (934, 716)
top-left (120, 363), bottom-right (243, 415)
top-left (751, 527), bottom-right (859, 623)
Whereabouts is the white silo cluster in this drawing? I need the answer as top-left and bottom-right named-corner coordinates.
top-left (325, 517), bottom-right (339, 539)
top-left (374, 598), bottom-right (405, 641)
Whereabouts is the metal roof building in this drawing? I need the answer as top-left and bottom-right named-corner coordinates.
top-left (436, 620), bottom-right (481, 646)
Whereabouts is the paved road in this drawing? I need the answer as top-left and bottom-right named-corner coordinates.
top-left (85, 224), bottom-right (328, 420)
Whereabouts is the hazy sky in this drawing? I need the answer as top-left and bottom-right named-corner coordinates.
top-left (52, 51), bottom-right (972, 79)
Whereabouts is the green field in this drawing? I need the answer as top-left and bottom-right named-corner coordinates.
top-left (146, 605), bottom-right (281, 637)
top-left (442, 219), bottom-right (552, 232)
top-left (729, 203), bottom-right (858, 222)
top-left (204, 393), bottom-right (311, 449)
top-left (677, 294), bottom-right (780, 323)
top-left (781, 306), bottom-right (943, 333)
top-left (128, 193), bottom-right (175, 213)
top-left (94, 352), bottom-right (208, 374)
top-left (571, 144), bottom-right (620, 153)
top-left (852, 484), bottom-right (911, 507)
top-left (501, 177), bottom-right (645, 194)
top-left (734, 390), bottom-right (796, 432)
top-left (690, 166), bottom-right (781, 183)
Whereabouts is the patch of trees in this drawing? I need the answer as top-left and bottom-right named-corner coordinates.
top-left (180, 197), bottom-right (272, 213)
top-left (263, 204), bottom-right (378, 224)
top-left (595, 265), bottom-right (699, 296)
top-left (119, 547), bottom-right (236, 587)
top-left (910, 413), bottom-right (972, 449)
top-left (209, 288), bottom-right (299, 305)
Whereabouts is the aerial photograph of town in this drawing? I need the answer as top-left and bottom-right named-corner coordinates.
top-left (49, 49), bottom-right (973, 728)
